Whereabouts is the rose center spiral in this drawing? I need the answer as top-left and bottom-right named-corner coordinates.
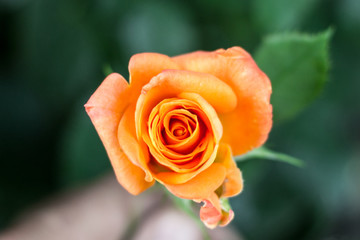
top-left (146, 97), bottom-right (215, 173)
top-left (173, 128), bottom-right (185, 137)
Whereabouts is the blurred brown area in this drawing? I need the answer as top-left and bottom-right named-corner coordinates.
top-left (0, 175), bottom-right (242, 240)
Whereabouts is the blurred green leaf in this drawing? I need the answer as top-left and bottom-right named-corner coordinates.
top-left (255, 28), bottom-right (333, 121)
top-left (252, 0), bottom-right (321, 33)
top-left (119, 1), bottom-right (199, 56)
top-left (58, 100), bottom-right (110, 187)
top-left (235, 147), bottom-right (305, 168)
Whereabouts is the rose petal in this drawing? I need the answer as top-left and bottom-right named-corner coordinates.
top-left (164, 163), bottom-right (226, 199)
top-left (141, 93), bottom-right (222, 183)
top-left (135, 70), bottom-right (232, 139)
top-left (215, 144), bottom-right (243, 198)
top-left (135, 70), bottom-right (237, 140)
top-left (149, 98), bottom-right (203, 155)
top-left (199, 192), bottom-right (222, 229)
top-left (128, 53), bottom-right (180, 99)
top-left (219, 209), bottom-right (234, 227)
top-left (178, 92), bottom-right (222, 142)
top-left (85, 73), bottom-right (130, 111)
top-left (173, 47), bottom-right (272, 156)
top-left (118, 104), bottom-right (154, 182)
top-left (85, 73), bottom-right (154, 195)
top-left (151, 140), bottom-right (217, 184)
top-left (148, 135), bottom-right (214, 173)
top-left (199, 193), bottom-right (234, 229)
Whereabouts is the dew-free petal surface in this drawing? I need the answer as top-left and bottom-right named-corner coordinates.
top-left (135, 70), bottom-right (234, 140)
top-left (118, 104), bottom-right (154, 182)
top-left (85, 73), bottom-right (153, 194)
top-left (129, 53), bottom-right (180, 100)
top-left (199, 192), bottom-right (222, 229)
top-left (215, 144), bottom-right (243, 198)
top-left (173, 47), bottom-right (272, 155)
top-left (165, 163), bottom-right (226, 199)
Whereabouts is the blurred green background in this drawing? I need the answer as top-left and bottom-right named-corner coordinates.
top-left (1, 0), bottom-right (359, 239)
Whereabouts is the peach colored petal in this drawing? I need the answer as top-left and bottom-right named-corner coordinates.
top-left (139, 92), bottom-right (222, 184)
top-left (144, 93), bottom-right (222, 170)
top-left (199, 193), bottom-right (234, 229)
top-left (164, 163), bottom-right (226, 199)
top-left (199, 192), bottom-right (222, 229)
top-left (215, 46), bottom-right (251, 58)
top-left (147, 98), bottom-right (204, 159)
top-left (219, 209), bottom-right (234, 227)
top-left (85, 73), bottom-right (153, 195)
top-left (173, 47), bottom-right (272, 156)
top-left (145, 100), bottom-right (213, 173)
top-left (150, 139), bottom-right (217, 184)
top-left (85, 73), bottom-right (130, 112)
top-left (215, 144), bottom-right (243, 198)
top-left (162, 110), bottom-right (200, 151)
top-left (143, 69), bottom-right (237, 113)
top-left (219, 61), bottom-right (272, 155)
top-left (118, 104), bottom-right (154, 182)
top-left (135, 70), bottom-right (237, 140)
top-left (178, 92), bottom-right (222, 143)
top-left (128, 53), bottom-right (180, 100)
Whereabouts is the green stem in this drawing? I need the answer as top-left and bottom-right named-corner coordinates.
top-left (234, 146), bottom-right (305, 168)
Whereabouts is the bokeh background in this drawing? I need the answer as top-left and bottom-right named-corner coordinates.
top-left (1, 0), bottom-right (360, 239)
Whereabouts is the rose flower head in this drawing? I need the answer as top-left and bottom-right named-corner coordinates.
top-left (85, 47), bottom-right (272, 228)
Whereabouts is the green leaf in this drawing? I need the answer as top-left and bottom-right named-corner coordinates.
top-left (255, 28), bottom-right (333, 122)
top-left (235, 147), bottom-right (305, 168)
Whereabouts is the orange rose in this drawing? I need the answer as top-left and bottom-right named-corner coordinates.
top-left (85, 47), bottom-right (272, 228)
